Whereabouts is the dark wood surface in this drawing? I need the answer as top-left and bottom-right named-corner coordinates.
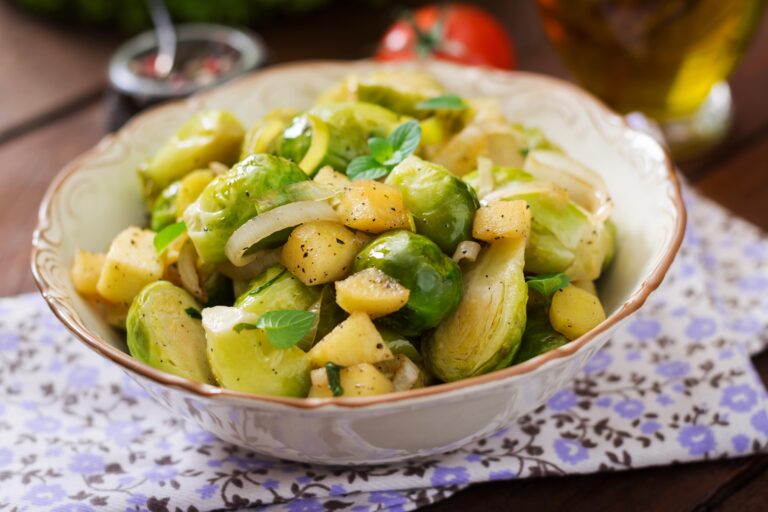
top-left (2, 1), bottom-right (768, 510)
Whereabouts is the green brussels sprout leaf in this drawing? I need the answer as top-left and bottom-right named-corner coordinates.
top-left (153, 221), bottom-right (187, 256)
top-left (525, 272), bottom-right (570, 298)
top-left (324, 362), bottom-right (344, 397)
top-left (416, 95), bottom-right (468, 111)
top-left (245, 268), bottom-right (287, 297)
top-left (184, 307), bottom-right (202, 320)
top-left (256, 310), bottom-right (317, 349)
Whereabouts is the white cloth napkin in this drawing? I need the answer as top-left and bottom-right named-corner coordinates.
top-left (1, 187), bottom-right (767, 511)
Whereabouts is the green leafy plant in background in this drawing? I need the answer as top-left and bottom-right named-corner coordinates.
top-left (11, 0), bottom-right (349, 32)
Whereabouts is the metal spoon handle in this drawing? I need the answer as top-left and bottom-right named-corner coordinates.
top-left (145, 0), bottom-right (176, 77)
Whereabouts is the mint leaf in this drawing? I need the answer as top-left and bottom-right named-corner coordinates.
top-left (256, 310), bottom-right (317, 349)
top-left (347, 156), bottom-right (389, 181)
top-left (386, 120), bottom-right (421, 164)
top-left (325, 362), bottom-right (344, 397)
top-left (368, 137), bottom-right (393, 163)
top-left (153, 221), bottom-right (186, 256)
top-left (526, 273), bottom-right (570, 298)
top-left (233, 322), bottom-right (259, 333)
top-left (416, 95), bottom-right (468, 111)
top-left (519, 147), bottom-right (530, 158)
top-left (185, 307), bottom-right (202, 320)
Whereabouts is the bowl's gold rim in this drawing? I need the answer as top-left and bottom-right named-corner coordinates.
top-left (31, 59), bottom-right (686, 410)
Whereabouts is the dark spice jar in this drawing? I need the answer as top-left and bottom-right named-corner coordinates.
top-left (107, 24), bottom-right (266, 130)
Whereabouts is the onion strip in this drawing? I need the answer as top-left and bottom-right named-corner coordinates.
top-left (225, 200), bottom-right (339, 267)
top-left (483, 180), bottom-right (569, 205)
top-left (178, 240), bottom-right (206, 302)
top-left (452, 240), bottom-right (482, 264)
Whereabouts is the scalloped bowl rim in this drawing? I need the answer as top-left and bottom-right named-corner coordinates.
top-left (31, 59), bottom-right (686, 410)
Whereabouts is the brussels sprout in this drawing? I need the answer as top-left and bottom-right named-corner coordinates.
top-left (353, 230), bottom-right (462, 336)
top-left (386, 156), bottom-right (479, 254)
top-left (202, 306), bottom-right (311, 397)
top-left (126, 281), bottom-right (215, 384)
top-left (423, 238), bottom-right (527, 382)
top-left (309, 284), bottom-right (348, 344)
top-left (354, 70), bottom-right (444, 118)
top-left (512, 307), bottom-right (568, 364)
top-left (378, 328), bottom-right (422, 364)
top-left (235, 264), bottom-right (321, 349)
top-left (139, 110), bottom-right (244, 201)
top-left (240, 108), bottom-right (298, 160)
top-left (183, 154), bottom-right (308, 263)
top-left (276, 102), bottom-right (400, 172)
top-left (150, 181), bottom-right (181, 232)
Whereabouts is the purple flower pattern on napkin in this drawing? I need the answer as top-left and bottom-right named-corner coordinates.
top-left (0, 189), bottom-right (768, 510)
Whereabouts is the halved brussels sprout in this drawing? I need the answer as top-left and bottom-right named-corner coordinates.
top-left (139, 110), bottom-right (244, 202)
top-left (150, 181), bottom-right (181, 232)
top-left (183, 154), bottom-right (308, 263)
top-left (512, 307), bottom-right (568, 364)
top-left (235, 264), bottom-right (321, 350)
top-left (276, 102), bottom-right (401, 172)
top-left (353, 70), bottom-right (445, 118)
top-left (386, 156), bottom-right (479, 254)
top-left (202, 306), bottom-right (311, 397)
top-left (126, 281), bottom-right (215, 384)
top-left (423, 238), bottom-right (527, 382)
top-left (353, 230), bottom-right (462, 336)
top-left (462, 165), bottom-right (533, 194)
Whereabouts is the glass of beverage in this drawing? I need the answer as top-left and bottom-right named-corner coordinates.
top-left (537, 0), bottom-right (766, 159)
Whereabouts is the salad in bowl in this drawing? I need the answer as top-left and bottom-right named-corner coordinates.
top-left (70, 69), bottom-right (616, 400)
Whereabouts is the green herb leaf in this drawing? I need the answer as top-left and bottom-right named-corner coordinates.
top-left (325, 362), bottom-right (344, 397)
top-left (233, 322), bottom-right (259, 333)
top-left (368, 136), bottom-right (393, 163)
top-left (416, 94), bottom-right (469, 111)
top-left (153, 221), bottom-right (186, 256)
top-left (525, 272), bottom-right (570, 298)
top-left (256, 310), bottom-right (317, 349)
top-left (247, 269), bottom-right (287, 297)
top-left (346, 156), bottom-right (389, 181)
top-left (184, 307), bottom-right (202, 320)
top-left (386, 120), bottom-right (421, 165)
top-left (519, 147), bottom-right (530, 158)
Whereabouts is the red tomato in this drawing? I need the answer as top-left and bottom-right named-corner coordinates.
top-left (376, 3), bottom-right (516, 70)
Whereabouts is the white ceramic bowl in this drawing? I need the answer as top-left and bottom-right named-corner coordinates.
top-left (32, 60), bottom-right (685, 465)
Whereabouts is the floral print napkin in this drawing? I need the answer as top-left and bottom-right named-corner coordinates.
top-left (1, 187), bottom-right (768, 512)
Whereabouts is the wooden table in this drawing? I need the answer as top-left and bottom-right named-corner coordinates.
top-left (2, 1), bottom-right (767, 509)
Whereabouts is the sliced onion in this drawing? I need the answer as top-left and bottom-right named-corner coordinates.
top-left (392, 357), bottom-right (422, 392)
top-left (254, 181), bottom-right (341, 212)
top-left (218, 248), bottom-right (281, 280)
top-left (476, 156), bottom-right (494, 199)
top-left (225, 200), bottom-right (339, 267)
top-left (523, 150), bottom-right (612, 222)
top-left (483, 180), bottom-right (569, 206)
top-left (452, 240), bottom-right (482, 264)
top-left (178, 240), bottom-right (206, 302)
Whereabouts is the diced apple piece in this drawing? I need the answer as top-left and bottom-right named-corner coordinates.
top-left (337, 180), bottom-right (412, 233)
top-left (96, 227), bottom-right (163, 304)
top-left (549, 284), bottom-right (606, 340)
top-left (71, 250), bottom-right (105, 299)
top-left (335, 268), bottom-right (409, 317)
top-left (281, 221), bottom-right (365, 286)
top-left (472, 199), bottom-right (531, 242)
top-left (307, 311), bottom-right (394, 367)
